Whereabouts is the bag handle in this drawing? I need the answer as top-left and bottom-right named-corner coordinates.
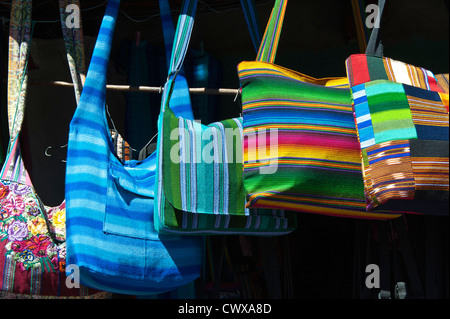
top-left (1, 0), bottom-right (86, 183)
top-left (162, 0), bottom-right (261, 94)
top-left (6, 0), bottom-right (33, 142)
top-left (75, 0), bottom-right (120, 119)
top-left (240, 0), bottom-right (263, 53)
top-left (256, 0), bottom-right (287, 63)
top-left (59, 0), bottom-right (86, 103)
top-left (159, 0), bottom-right (195, 120)
top-left (365, 0), bottom-right (386, 57)
top-left (1, 0), bottom-right (34, 183)
top-left (166, 0), bottom-right (198, 81)
top-left (256, 0), bottom-right (386, 61)
top-left (161, 0), bottom-right (262, 116)
top-left (160, 0), bottom-right (198, 114)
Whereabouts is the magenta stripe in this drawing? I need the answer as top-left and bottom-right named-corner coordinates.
top-left (244, 132), bottom-right (360, 150)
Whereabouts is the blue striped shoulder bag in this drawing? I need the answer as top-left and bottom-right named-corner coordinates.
top-left (64, 0), bottom-right (203, 295)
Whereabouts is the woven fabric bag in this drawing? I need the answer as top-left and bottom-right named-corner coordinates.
top-left (65, 0), bottom-right (203, 295)
top-left (345, 0), bottom-right (449, 214)
top-left (237, 0), bottom-right (409, 219)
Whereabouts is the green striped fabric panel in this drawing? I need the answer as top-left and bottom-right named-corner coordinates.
top-left (158, 106), bottom-right (298, 234)
top-left (155, 0), bottom-right (298, 234)
top-left (162, 111), bottom-right (246, 215)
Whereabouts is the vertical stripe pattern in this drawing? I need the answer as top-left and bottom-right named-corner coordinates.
top-left (155, 0), bottom-right (297, 234)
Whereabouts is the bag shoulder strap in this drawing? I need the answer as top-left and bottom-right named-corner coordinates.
top-left (7, 0), bottom-right (33, 141)
top-left (77, 0), bottom-right (120, 109)
top-left (59, 0), bottom-right (86, 103)
top-left (166, 0), bottom-right (198, 80)
top-left (1, 0), bottom-right (33, 183)
top-left (159, 0), bottom-right (195, 120)
top-left (160, 0), bottom-right (197, 114)
top-left (256, 0), bottom-right (287, 63)
top-left (240, 0), bottom-right (263, 53)
top-left (365, 0), bottom-right (386, 57)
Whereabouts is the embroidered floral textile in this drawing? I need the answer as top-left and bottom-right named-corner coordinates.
top-left (0, 180), bottom-right (65, 272)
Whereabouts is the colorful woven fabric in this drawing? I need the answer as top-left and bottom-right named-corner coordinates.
top-left (238, 0), bottom-right (405, 220)
top-left (155, 0), bottom-right (297, 234)
top-left (436, 73), bottom-right (449, 94)
top-left (346, 54), bottom-right (449, 214)
top-left (7, 0), bottom-right (32, 139)
top-left (0, 0), bottom-right (101, 297)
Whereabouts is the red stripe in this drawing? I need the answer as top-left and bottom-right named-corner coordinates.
top-left (349, 54), bottom-right (371, 86)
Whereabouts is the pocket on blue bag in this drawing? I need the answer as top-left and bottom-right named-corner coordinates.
top-left (103, 163), bottom-right (157, 240)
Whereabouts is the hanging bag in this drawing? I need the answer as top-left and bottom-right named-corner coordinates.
top-left (237, 0), bottom-right (410, 219)
top-left (65, 0), bottom-right (203, 295)
top-left (154, 0), bottom-right (297, 235)
top-left (345, 0), bottom-right (449, 215)
top-left (0, 0), bottom-right (104, 297)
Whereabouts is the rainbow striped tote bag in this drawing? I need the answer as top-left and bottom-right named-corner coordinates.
top-left (154, 0), bottom-right (297, 235)
top-left (65, 0), bottom-right (203, 295)
top-left (237, 0), bottom-right (410, 219)
top-left (344, 0), bottom-right (449, 215)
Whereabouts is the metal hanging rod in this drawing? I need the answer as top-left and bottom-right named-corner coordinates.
top-left (28, 80), bottom-right (241, 96)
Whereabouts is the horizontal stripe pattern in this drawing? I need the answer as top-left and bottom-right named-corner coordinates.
top-left (363, 140), bottom-right (415, 209)
top-left (238, 60), bottom-right (401, 220)
top-left (411, 157), bottom-right (449, 191)
top-left (66, 0), bottom-right (203, 295)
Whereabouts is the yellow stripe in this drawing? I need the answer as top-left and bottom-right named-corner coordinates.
top-left (242, 100), bottom-right (352, 112)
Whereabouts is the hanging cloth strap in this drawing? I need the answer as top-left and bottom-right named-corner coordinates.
top-left (350, 0), bottom-right (369, 53)
top-left (1, 0), bottom-right (34, 185)
top-left (159, 0), bottom-right (194, 120)
top-left (365, 0), bottom-right (385, 56)
top-left (7, 0), bottom-right (33, 141)
top-left (58, 0), bottom-right (86, 103)
top-left (256, 0), bottom-right (287, 63)
top-left (240, 0), bottom-right (263, 53)
top-left (1, 0), bottom-right (86, 185)
top-left (160, 0), bottom-right (198, 115)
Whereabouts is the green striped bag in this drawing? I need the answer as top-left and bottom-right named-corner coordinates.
top-left (154, 0), bottom-right (297, 235)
